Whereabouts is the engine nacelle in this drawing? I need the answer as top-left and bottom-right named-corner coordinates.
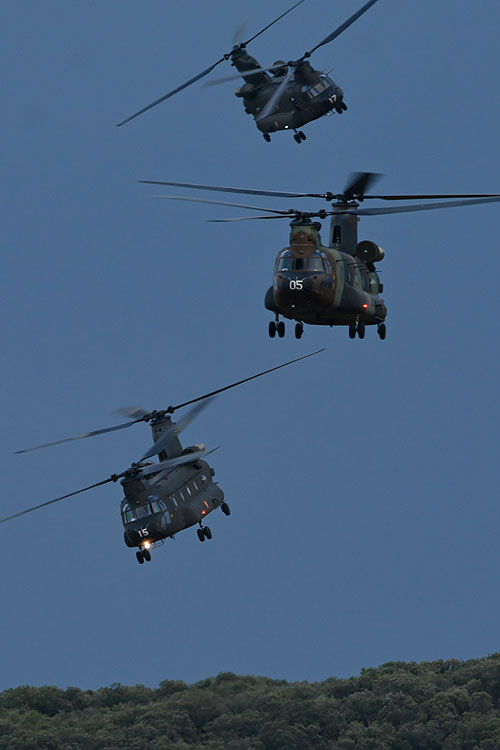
top-left (355, 240), bottom-right (385, 264)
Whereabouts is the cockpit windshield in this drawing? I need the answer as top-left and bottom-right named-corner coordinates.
top-left (122, 500), bottom-right (163, 524)
top-left (278, 253), bottom-right (325, 272)
top-left (303, 76), bottom-right (333, 100)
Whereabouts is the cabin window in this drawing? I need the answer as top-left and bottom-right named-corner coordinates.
top-left (150, 501), bottom-right (162, 513)
top-left (186, 485), bottom-right (192, 497)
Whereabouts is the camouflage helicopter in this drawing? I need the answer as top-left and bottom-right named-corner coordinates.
top-left (116, 0), bottom-right (381, 142)
top-left (139, 173), bottom-right (500, 340)
top-left (2, 352), bottom-right (322, 564)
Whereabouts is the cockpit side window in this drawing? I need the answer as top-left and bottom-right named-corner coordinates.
top-left (303, 76), bottom-right (333, 100)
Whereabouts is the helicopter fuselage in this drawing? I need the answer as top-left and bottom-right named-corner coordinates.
top-left (265, 220), bottom-right (386, 335)
top-left (120, 459), bottom-right (224, 552)
top-left (232, 52), bottom-right (345, 134)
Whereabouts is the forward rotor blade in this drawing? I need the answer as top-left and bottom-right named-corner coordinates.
top-left (139, 400), bottom-right (214, 461)
top-left (257, 67), bottom-right (295, 121)
top-left (242, 0), bottom-right (304, 46)
top-left (0, 477), bottom-right (117, 525)
top-left (171, 349), bottom-right (325, 411)
top-left (139, 450), bottom-right (208, 476)
top-left (209, 215), bottom-right (291, 222)
top-left (152, 194), bottom-right (294, 215)
top-left (139, 179), bottom-right (313, 199)
top-left (203, 64), bottom-right (285, 87)
top-left (115, 405), bottom-right (150, 420)
top-left (306, 0), bottom-right (380, 55)
top-left (116, 58), bottom-right (225, 126)
top-left (352, 196), bottom-right (500, 216)
top-left (344, 171), bottom-right (383, 198)
top-left (14, 419), bottom-right (141, 455)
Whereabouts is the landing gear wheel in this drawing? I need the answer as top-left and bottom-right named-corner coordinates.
top-left (357, 322), bottom-right (366, 339)
top-left (293, 133), bottom-right (302, 144)
top-left (377, 323), bottom-right (386, 340)
top-left (136, 551), bottom-right (144, 564)
top-left (268, 321), bottom-right (276, 338)
top-left (263, 133), bottom-right (271, 143)
top-left (277, 321), bottom-right (285, 338)
top-left (221, 502), bottom-right (231, 516)
top-left (142, 548), bottom-right (151, 562)
top-left (203, 526), bottom-right (212, 540)
top-left (197, 528), bottom-right (205, 542)
top-left (341, 101), bottom-right (348, 111)
top-left (348, 323), bottom-right (357, 339)
top-left (298, 131), bottom-right (306, 141)
top-left (295, 322), bottom-right (303, 339)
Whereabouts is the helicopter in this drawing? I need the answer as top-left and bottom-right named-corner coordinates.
top-left (116, 0), bottom-right (381, 143)
top-left (2, 352), bottom-right (322, 564)
top-left (139, 173), bottom-right (500, 340)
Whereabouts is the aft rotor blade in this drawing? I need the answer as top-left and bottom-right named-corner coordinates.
top-left (152, 194), bottom-right (294, 215)
top-left (306, 0), bottom-right (380, 55)
top-left (116, 58), bottom-right (225, 126)
top-left (344, 171), bottom-right (383, 198)
top-left (0, 477), bottom-right (117, 525)
top-left (257, 67), bottom-right (295, 121)
top-left (352, 196), bottom-right (500, 216)
top-left (139, 179), bottom-right (314, 199)
top-left (14, 419), bottom-right (141, 455)
top-left (242, 0), bottom-right (304, 46)
top-left (363, 192), bottom-right (500, 201)
top-left (140, 400), bottom-right (215, 461)
top-left (171, 349), bottom-right (325, 411)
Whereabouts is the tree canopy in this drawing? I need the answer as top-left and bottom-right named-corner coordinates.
top-left (3, 655), bottom-right (500, 748)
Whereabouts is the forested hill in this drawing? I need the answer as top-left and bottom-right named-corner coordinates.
top-left (3, 656), bottom-right (500, 749)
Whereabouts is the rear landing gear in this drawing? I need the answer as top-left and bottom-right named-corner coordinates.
top-left (377, 323), bottom-right (387, 340)
top-left (263, 133), bottom-right (271, 143)
top-left (295, 322), bottom-right (303, 339)
top-left (349, 322), bottom-right (357, 339)
top-left (197, 528), bottom-right (205, 542)
top-left (221, 502), bottom-right (231, 516)
top-left (357, 322), bottom-right (365, 339)
top-left (293, 131), bottom-right (306, 143)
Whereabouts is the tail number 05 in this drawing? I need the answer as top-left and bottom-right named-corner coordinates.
top-left (289, 279), bottom-right (303, 291)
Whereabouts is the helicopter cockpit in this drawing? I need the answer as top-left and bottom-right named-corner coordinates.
top-left (121, 498), bottom-right (165, 525)
top-left (277, 251), bottom-right (331, 273)
top-left (302, 76), bottom-right (334, 101)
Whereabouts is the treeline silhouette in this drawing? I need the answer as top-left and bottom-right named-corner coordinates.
top-left (2, 655), bottom-right (500, 748)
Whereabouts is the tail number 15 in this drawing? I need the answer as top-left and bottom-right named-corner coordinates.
top-left (289, 279), bottom-right (303, 291)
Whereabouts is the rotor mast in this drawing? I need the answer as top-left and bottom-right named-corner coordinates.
top-left (328, 204), bottom-right (360, 255)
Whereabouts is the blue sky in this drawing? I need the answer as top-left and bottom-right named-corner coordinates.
top-left (2, 0), bottom-right (500, 691)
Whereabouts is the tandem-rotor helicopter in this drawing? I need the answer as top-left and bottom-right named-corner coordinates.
top-left (2, 352), bottom-right (322, 564)
top-left (139, 173), bottom-right (500, 340)
top-left (116, 0), bottom-right (381, 142)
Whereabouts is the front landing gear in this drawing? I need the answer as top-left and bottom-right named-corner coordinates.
top-left (348, 321), bottom-right (365, 339)
top-left (136, 547), bottom-right (152, 564)
top-left (293, 130), bottom-right (307, 143)
top-left (269, 316), bottom-right (285, 338)
top-left (197, 523), bottom-right (213, 542)
top-left (263, 133), bottom-right (271, 143)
